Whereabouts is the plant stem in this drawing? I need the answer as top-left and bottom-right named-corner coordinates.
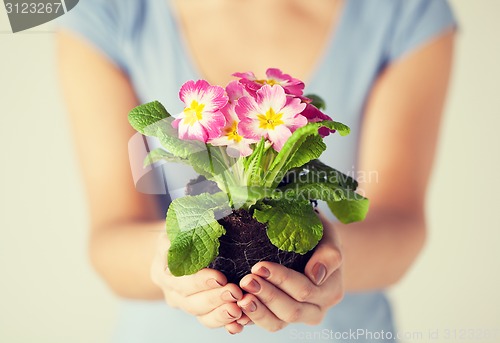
top-left (207, 145), bottom-right (234, 208)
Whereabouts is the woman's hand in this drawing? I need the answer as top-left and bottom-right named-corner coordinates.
top-left (237, 214), bottom-right (343, 332)
top-left (151, 233), bottom-right (251, 334)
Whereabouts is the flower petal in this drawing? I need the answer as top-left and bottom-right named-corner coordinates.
top-left (239, 116), bottom-right (266, 139)
top-left (221, 102), bottom-right (240, 125)
top-left (226, 141), bottom-right (254, 158)
top-left (178, 80), bottom-right (198, 104)
top-left (255, 85), bottom-right (286, 115)
top-left (232, 71), bottom-right (257, 80)
top-left (265, 68), bottom-right (305, 96)
top-left (267, 125), bottom-right (292, 152)
top-left (209, 134), bottom-right (256, 157)
top-left (225, 80), bottom-right (248, 103)
top-left (301, 103), bottom-right (333, 122)
top-left (200, 87), bottom-right (228, 113)
top-left (289, 114), bottom-right (308, 132)
top-left (301, 104), bottom-right (335, 137)
top-left (178, 120), bottom-right (208, 142)
top-left (235, 96), bottom-right (259, 121)
top-left (280, 96), bottom-right (307, 123)
top-left (172, 116), bottom-right (182, 129)
top-left (179, 79), bottom-right (228, 113)
top-left (200, 111), bottom-right (226, 139)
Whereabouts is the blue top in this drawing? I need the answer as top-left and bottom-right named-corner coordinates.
top-left (59, 0), bottom-right (456, 342)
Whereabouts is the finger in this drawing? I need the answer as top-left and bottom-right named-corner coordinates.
top-left (152, 233), bottom-right (228, 294)
top-left (197, 303), bottom-right (242, 329)
top-left (251, 261), bottom-right (321, 303)
top-left (156, 232), bottom-right (170, 254)
top-left (236, 314), bottom-right (253, 326)
top-left (237, 294), bottom-right (287, 332)
top-left (304, 214), bottom-right (342, 286)
top-left (150, 233), bottom-right (171, 287)
top-left (164, 268), bottom-right (228, 296)
top-left (181, 283), bottom-right (243, 316)
top-left (240, 275), bottom-right (322, 325)
top-left (225, 322), bottom-right (244, 335)
top-left (314, 268), bottom-right (344, 308)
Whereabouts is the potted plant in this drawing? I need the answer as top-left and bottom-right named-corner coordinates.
top-left (128, 69), bottom-right (369, 284)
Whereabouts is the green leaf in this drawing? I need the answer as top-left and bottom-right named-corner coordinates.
top-left (278, 182), bottom-right (346, 203)
top-left (265, 121), bottom-right (350, 187)
top-left (291, 159), bottom-right (358, 190)
top-left (228, 185), bottom-right (275, 209)
top-left (269, 123), bottom-right (324, 171)
top-left (166, 193), bottom-right (231, 276)
top-left (167, 226), bottom-right (223, 276)
top-left (156, 121), bottom-right (205, 159)
top-left (265, 121), bottom-right (345, 187)
top-left (283, 135), bottom-right (327, 174)
top-left (155, 123), bottom-right (234, 188)
top-left (330, 121), bottom-right (350, 136)
top-left (277, 173), bottom-right (368, 224)
top-left (304, 94), bottom-right (326, 110)
top-left (243, 138), bottom-right (267, 185)
top-left (327, 191), bottom-right (370, 224)
top-left (143, 148), bottom-right (188, 167)
top-left (188, 145), bottom-right (232, 182)
top-left (128, 101), bottom-right (171, 136)
top-left (166, 192), bottom-right (230, 241)
top-left (253, 200), bottom-right (323, 254)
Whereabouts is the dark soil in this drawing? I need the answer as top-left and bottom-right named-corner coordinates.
top-left (185, 175), bottom-right (313, 285)
top-left (209, 209), bottom-right (314, 285)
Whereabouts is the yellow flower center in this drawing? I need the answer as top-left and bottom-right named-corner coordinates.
top-left (183, 100), bottom-right (205, 126)
top-left (256, 79), bottom-right (278, 86)
top-left (224, 121), bottom-right (243, 143)
top-left (257, 108), bottom-right (284, 130)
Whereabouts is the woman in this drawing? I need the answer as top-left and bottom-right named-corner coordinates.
top-left (57, 0), bottom-right (456, 341)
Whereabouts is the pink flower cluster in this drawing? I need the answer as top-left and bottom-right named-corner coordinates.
top-left (172, 68), bottom-right (334, 157)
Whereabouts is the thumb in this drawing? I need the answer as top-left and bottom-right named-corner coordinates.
top-left (305, 211), bottom-right (342, 286)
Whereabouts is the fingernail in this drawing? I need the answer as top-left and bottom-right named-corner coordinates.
top-left (237, 318), bottom-right (249, 325)
top-left (243, 301), bottom-right (257, 313)
top-left (221, 290), bottom-right (238, 302)
top-left (206, 278), bottom-right (223, 288)
top-left (243, 279), bottom-right (261, 293)
top-left (225, 310), bottom-right (237, 319)
top-left (312, 263), bottom-right (327, 286)
top-left (256, 266), bottom-right (270, 278)
top-left (237, 318), bottom-right (254, 326)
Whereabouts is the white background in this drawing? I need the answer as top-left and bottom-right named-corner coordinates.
top-left (1, 1), bottom-right (499, 342)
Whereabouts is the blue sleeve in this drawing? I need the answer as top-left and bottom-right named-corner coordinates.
top-left (387, 0), bottom-right (457, 62)
top-left (56, 0), bottom-right (128, 73)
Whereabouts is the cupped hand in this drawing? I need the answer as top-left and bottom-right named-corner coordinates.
top-left (237, 214), bottom-right (343, 332)
top-left (151, 233), bottom-right (251, 334)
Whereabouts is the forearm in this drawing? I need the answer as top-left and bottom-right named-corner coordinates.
top-left (89, 220), bottom-right (165, 299)
top-left (338, 207), bottom-right (426, 291)
top-left (336, 32), bottom-right (454, 291)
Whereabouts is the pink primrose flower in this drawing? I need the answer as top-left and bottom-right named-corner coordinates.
top-left (236, 84), bottom-right (307, 152)
top-left (172, 80), bottom-right (228, 142)
top-left (209, 103), bottom-right (258, 158)
top-left (301, 103), bottom-right (336, 137)
top-left (225, 80), bottom-right (249, 103)
top-left (233, 68), bottom-right (305, 97)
